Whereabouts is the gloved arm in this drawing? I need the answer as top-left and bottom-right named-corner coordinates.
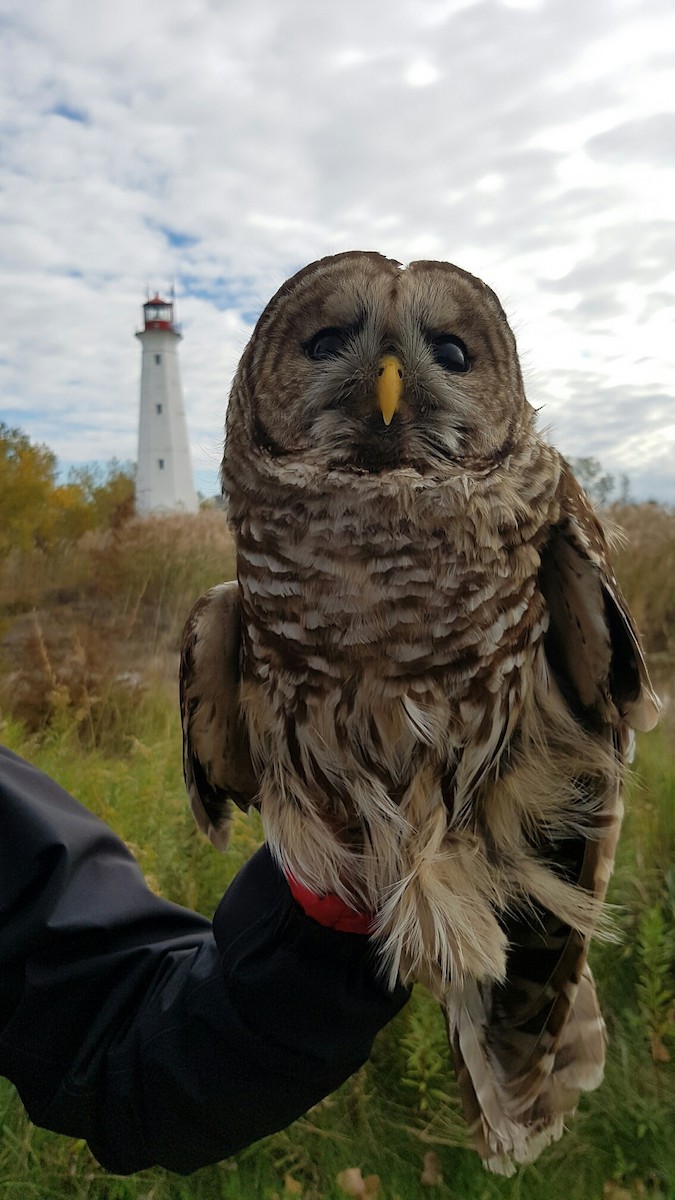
top-left (0, 747), bottom-right (409, 1174)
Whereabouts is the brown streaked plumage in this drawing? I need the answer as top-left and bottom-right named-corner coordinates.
top-left (180, 252), bottom-right (660, 1174)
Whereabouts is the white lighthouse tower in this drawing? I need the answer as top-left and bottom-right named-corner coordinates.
top-left (135, 293), bottom-right (198, 515)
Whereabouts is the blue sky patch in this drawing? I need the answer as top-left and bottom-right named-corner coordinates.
top-left (51, 102), bottom-right (88, 123)
top-left (158, 225), bottom-right (199, 249)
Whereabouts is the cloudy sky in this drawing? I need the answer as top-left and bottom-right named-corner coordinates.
top-left (1, 0), bottom-right (674, 501)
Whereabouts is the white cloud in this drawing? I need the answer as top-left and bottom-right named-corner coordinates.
top-left (0, 0), bottom-right (673, 501)
top-left (403, 60), bottom-right (440, 87)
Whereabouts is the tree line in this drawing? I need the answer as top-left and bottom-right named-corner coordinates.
top-left (0, 422), bottom-right (135, 556)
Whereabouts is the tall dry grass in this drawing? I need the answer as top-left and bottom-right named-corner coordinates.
top-left (1, 509), bottom-right (235, 632)
top-left (0, 511), bottom-right (235, 745)
top-left (607, 503), bottom-right (675, 659)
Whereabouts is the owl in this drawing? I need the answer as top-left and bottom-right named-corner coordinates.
top-left (180, 252), bottom-right (660, 1174)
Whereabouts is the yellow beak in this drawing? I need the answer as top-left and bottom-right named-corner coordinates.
top-left (375, 355), bottom-right (403, 426)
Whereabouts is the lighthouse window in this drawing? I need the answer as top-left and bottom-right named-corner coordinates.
top-left (156, 403), bottom-right (163, 414)
top-left (158, 459), bottom-right (165, 470)
top-left (155, 354), bottom-right (161, 364)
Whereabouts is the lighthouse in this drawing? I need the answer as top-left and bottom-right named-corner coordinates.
top-left (135, 293), bottom-right (198, 515)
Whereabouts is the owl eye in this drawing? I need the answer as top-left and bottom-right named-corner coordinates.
top-left (431, 335), bottom-right (470, 373)
top-left (305, 328), bottom-right (347, 361)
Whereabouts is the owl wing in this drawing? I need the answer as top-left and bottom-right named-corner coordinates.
top-left (449, 463), bottom-right (660, 1174)
top-left (537, 467), bottom-right (660, 736)
top-left (180, 582), bottom-right (258, 851)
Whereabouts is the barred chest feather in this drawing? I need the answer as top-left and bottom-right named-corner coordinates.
top-left (238, 457), bottom-right (550, 727)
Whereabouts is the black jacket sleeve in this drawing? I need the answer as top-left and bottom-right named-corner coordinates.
top-left (0, 747), bottom-right (409, 1174)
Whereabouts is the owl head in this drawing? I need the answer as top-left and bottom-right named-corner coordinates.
top-left (222, 251), bottom-right (532, 487)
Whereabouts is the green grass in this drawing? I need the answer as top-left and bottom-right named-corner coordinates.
top-left (1, 695), bottom-right (673, 1200)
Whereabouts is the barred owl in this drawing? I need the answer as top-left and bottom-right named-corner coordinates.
top-left (180, 252), bottom-right (659, 1173)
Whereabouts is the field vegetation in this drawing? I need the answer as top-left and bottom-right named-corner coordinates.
top-left (0, 429), bottom-right (673, 1200)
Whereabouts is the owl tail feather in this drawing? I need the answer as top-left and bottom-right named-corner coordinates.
top-left (445, 962), bottom-right (605, 1175)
